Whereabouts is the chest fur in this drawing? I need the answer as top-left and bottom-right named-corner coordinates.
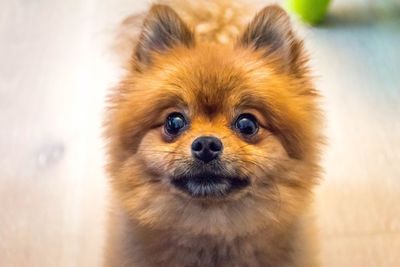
top-left (129, 229), bottom-right (296, 267)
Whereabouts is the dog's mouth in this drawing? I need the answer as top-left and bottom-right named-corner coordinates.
top-left (171, 172), bottom-right (250, 198)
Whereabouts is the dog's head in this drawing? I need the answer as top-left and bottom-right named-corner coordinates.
top-left (105, 5), bottom-right (322, 236)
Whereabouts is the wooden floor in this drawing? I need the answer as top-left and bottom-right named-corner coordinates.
top-left (0, 0), bottom-right (399, 266)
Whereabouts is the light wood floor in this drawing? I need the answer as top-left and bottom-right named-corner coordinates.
top-left (0, 0), bottom-right (399, 266)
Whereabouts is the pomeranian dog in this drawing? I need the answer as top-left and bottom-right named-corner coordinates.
top-left (104, 0), bottom-right (323, 266)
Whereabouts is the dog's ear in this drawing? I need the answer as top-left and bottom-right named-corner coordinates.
top-left (134, 5), bottom-right (194, 69)
top-left (239, 5), bottom-right (304, 74)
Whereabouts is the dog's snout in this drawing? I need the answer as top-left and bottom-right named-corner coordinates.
top-left (191, 136), bottom-right (223, 163)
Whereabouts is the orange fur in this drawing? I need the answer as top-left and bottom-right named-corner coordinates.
top-left (104, 1), bottom-right (323, 266)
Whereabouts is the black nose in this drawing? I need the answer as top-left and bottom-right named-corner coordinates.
top-left (191, 136), bottom-right (223, 163)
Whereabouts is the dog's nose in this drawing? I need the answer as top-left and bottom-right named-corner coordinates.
top-left (191, 136), bottom-right (223, 163)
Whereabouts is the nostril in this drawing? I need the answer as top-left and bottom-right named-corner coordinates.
top-left (191, 140), bottom-right (203, 152)
top-left (209, 139), bottom-right (222, 152)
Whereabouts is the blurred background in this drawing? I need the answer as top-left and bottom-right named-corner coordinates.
top-left (0, 0), bottom-right (399, 266)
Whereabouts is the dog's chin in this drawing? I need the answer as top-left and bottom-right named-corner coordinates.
top-left (171, 172), bottom-right (250, 199)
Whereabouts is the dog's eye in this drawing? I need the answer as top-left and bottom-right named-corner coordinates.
top-left (234, 114), bottom-right (259, 136)
top-left (165, 112), bottom-right (187, 135)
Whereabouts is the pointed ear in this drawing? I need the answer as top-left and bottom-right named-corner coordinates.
top-left (134, 5), bottom-right (194, 69)
top-left (239, 5), bottom-right (304, 73)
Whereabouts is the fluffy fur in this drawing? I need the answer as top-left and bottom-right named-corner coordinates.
top-left (104, 1), bottom-right (323, 266)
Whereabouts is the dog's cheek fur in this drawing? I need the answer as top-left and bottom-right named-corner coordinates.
top-left (136, 129), bottom-right (183, 177)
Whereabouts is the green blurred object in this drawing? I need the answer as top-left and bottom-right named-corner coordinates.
top-left (285, 0), bottom-right (331, 25)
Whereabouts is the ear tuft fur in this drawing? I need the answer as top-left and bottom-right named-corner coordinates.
top-left (239, 5), bottom-right (305, 74)
top-left (135, 4), bottom-right (194, 69)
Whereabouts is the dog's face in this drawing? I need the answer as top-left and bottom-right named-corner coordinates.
top-left (106, 5), bottom-right (322, 235)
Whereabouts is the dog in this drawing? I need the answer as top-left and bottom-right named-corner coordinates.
top-left (104, 1), bottom-right (323, 266)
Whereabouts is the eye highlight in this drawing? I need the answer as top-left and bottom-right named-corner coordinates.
top-left (165, 112), bottom-right (187, 135)
top-left (234, 113), bottom-right (259, 136)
